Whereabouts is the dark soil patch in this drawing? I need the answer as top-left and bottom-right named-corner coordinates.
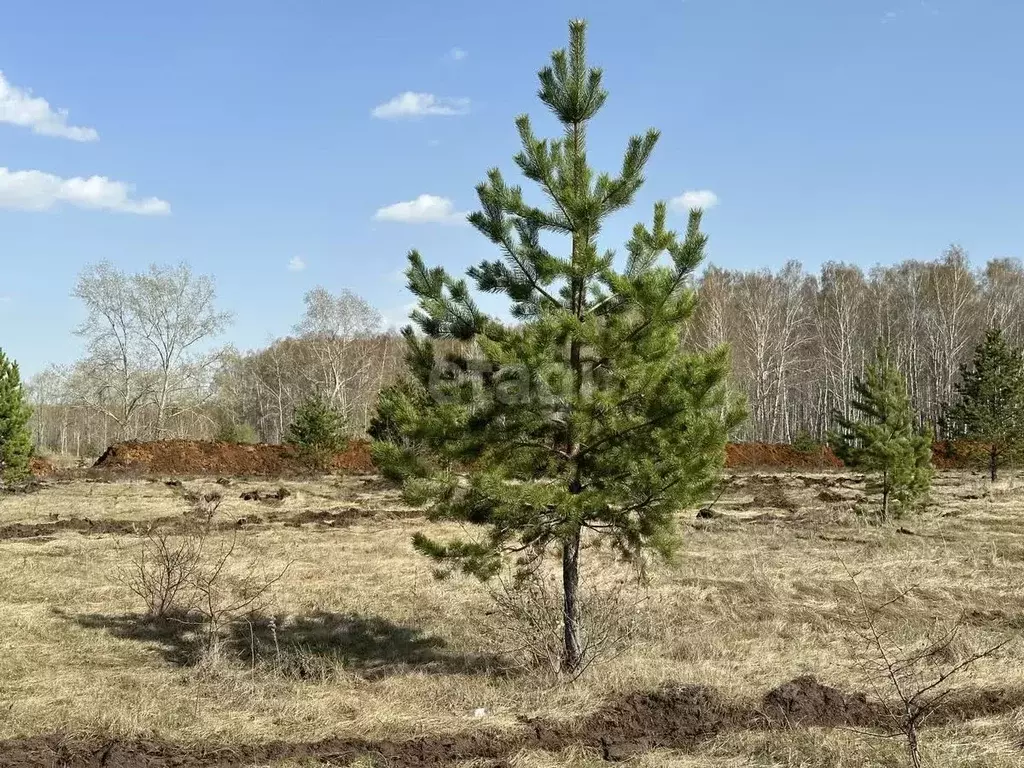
top-left (817, 489), bottom-right (849, 503)
top-left (1, 677), bottom-right (1018, 767)
top-left (0, 514), bottom-right (266, 541)
top-left (0, 515), bottom-right (178, 541)
top-left (0, 685), bottom-right (727, 767)
top-left (747, 484), bottom-right (800, 513)
top-left (239, 487), bottom-right (291, 502)
top-left (93, 439), bottom-right (374, 477)
top-left (0, 478), bottom-right (46, 495)
top-left (286, 506), bottom-right (405, 527)
top-left (761, 675), bottom-right (880, 727)
top-left (578, 684), bottom-right (728, 760)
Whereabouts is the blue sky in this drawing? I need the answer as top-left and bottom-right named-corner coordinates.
top-left (2, 0), bottom-right (1023, 377)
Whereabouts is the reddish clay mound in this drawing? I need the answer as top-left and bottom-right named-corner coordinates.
top-left (931, 440), bottom-right (992, 470)
top-left (29, 456), bottom-right (58, 478)
top-left (91, 439), bottom-right (848, 478)
top-left (93, 440), bottom-right (374, 477)
top-left (726, 443), bottom-right (844, 471)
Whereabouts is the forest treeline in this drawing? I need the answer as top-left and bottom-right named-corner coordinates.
top-left (26, 245), bottom-right (1022, 457)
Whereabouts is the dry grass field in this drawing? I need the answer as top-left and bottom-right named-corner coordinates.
top-left (0, 469), bottom-right (1022, 766)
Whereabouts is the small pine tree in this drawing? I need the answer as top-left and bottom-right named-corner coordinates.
top-left (791, 429), bottom-right (821, 455)
top-left (372, 20), bottom-right (744, 672)
top-left (0, 349), bottom-right (33, 485)
top-left (831, 350), bottom-right (932, 520)
top-left (215, 421), bottom-right (259, 445)
top-left (945, 327), bottom-right (1024, 481)
top-left (286, 393), bottom-right (347, 470)
top-left (369, 379), bottom-right (432, 483)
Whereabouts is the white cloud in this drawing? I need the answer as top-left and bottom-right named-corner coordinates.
top-left (0, 167), bottom-right (170, 215)
top-left (374, 194), bottom-right (467, 225)
top-left (0, 71), bottom-right (98, 142)
top-left (670, 190), bottom-right (719, 212)
top-left (371, 92), bottom-right (470, 119)
top-left (447, 47), bottom-right (468, 61)
top-left (287, 256), bottom-right (307, 272)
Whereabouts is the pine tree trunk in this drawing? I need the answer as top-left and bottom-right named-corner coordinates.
top-left (990, 444), bottom-right (998, 482)
top-left (882, 467), bottom-right (889, 521)
top-left (561, 524), bottom-right (583, 673)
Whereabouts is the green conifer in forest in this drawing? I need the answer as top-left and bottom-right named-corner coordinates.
top-left (945, 327), bottom-right (1024, 481)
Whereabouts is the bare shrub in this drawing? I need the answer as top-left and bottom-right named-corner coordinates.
top-left (192, 530), bottom-right (286, 657)
top-left (838, 561), bottom-right (1011, 768)
top-left (115, 489), bottom-right (288, 662)
top-left (487, 567), bottom-right (649, 677)
top-left (116, 528), bottom-right (203, 619)
top-left (115, 489), bottom-right (220, 618)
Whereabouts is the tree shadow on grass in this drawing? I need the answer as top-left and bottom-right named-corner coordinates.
top-left (58, 608), bottom-right (503, 679)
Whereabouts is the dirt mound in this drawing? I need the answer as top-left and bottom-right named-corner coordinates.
top-left (577, 685), bottom-right (727, 759)
top-left (931, 440), bottom-right (991, 470)
top-left (89, 440), bottom-right (848, 478)
top-left (761, 675), bottom-right (879, 727)
top-left (0, 515), bottom-right (178, 541)
top-left (0, 733), bottom-right (515, 768)
top-left (726, 443), bottom-right (844, 470)
top-left (0, 687), bottom-right (725, 768)
top-left (93, 440), bottom-right (374, 477)
top-left (817, 489), bottom-right (849, 503)
top-left (749, 484), bottom-right (800, 512)
top-left (287, 506), bottom-right (378, 527)
top-left (2, 678), bottom-right (1018, 767)
top-left (29, 456), bottom-right (58, 478)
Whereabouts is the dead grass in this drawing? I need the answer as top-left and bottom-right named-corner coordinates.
top-left (0, 470), bottom-right (1023, 766)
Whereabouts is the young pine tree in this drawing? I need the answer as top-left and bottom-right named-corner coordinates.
top-left (372, 20), bottom-right (744, 673)
top-left (286, 393), bottom-right (348, 471)
top-left (945, 327), bottom-right (1024, 481)
top-left (0, 349), bottom-right (33, 485)
top-left (831, 351), bottom-right (932, 520)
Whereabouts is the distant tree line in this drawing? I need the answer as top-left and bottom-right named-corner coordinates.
top-left (690, 246), bottom-right (1024, 441)
top-left (28, 266), bottom-right (404, 457)
top-left (23, 247), bottom-right (1024, 460)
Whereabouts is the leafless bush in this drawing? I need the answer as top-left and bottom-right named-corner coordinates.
top-left (838, 561), bottom-right (1011, 768)
top-left (115, 489), bottom-right (288, 660)
top-left (487, 568), bottom-right (649, 677)
top-left (192, 530), bottom-right (286, 657)
top-left (116, 528), bottom-right (203, 618)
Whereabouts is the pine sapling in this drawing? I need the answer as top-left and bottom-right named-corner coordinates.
top-left (372, 19), bottom-right (743, 673)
